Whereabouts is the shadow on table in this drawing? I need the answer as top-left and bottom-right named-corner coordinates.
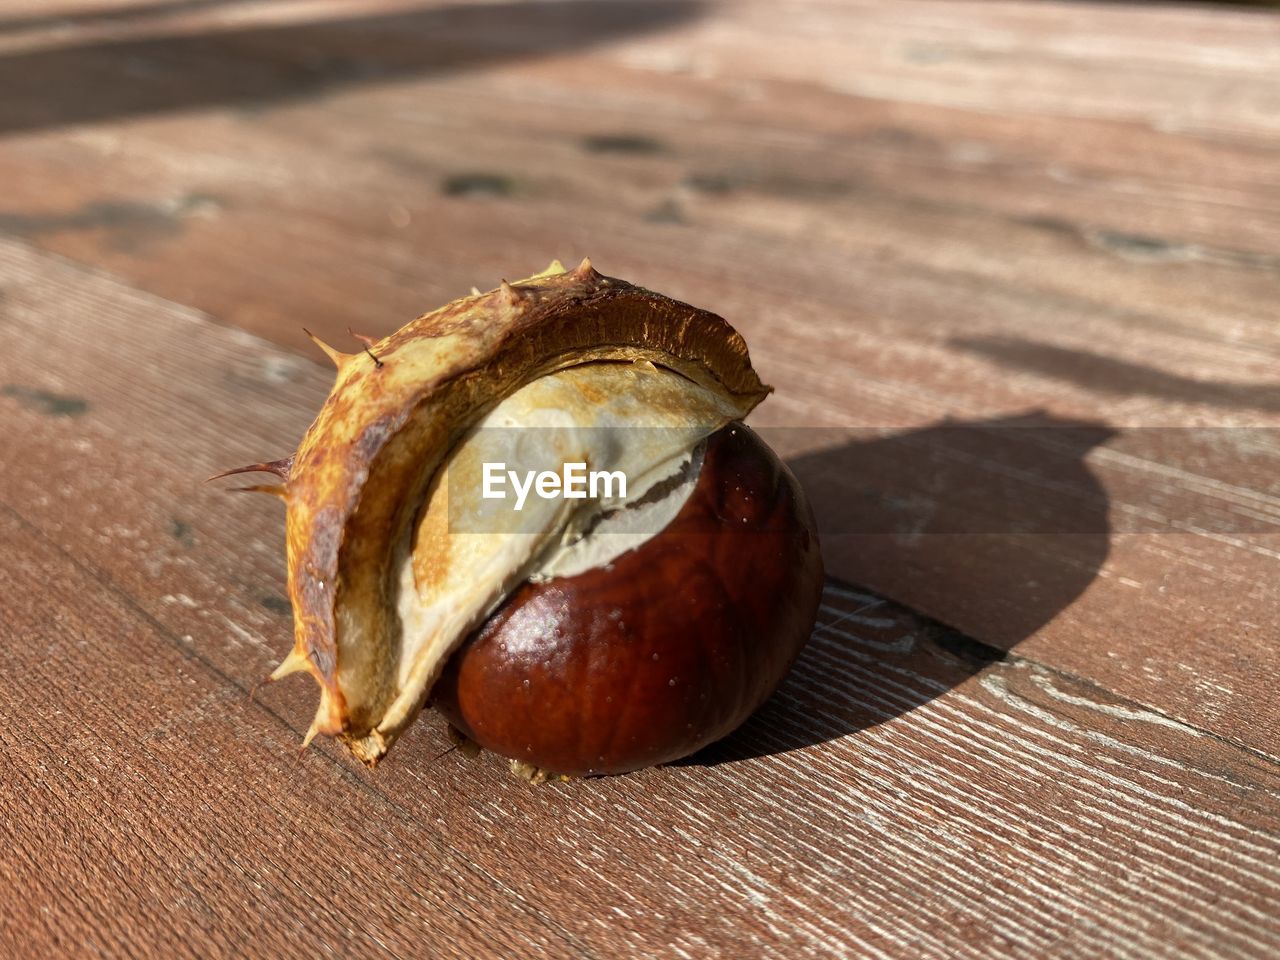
top-left (0, 0), bottom-right (705, 136)
top-left (953, 335), bottom-right (1280, 413)
top-left (682, 411), bottom-right (1115, 767)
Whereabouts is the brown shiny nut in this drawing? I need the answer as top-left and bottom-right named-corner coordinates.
top-left (433, 422), bottom-right (824, 776)
top-left (216, 261), bottom-right (809, 771)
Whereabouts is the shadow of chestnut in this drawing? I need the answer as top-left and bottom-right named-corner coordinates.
top-left (681, 411), bottom-right (1115, 766)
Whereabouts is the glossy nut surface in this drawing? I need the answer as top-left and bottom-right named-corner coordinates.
top-left (432, 422), bottom-right (824, 776)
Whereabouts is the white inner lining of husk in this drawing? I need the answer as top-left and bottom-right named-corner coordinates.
top-left (383, 361), bottom-right (738, 736)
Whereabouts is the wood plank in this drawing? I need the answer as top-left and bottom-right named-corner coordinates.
top-left (2, 6), bottom-right (1278, 754)
top-left (1, 236), bottom-right (1278, 958)
top-left (3, 0), bottom-right (1278, 136)
top-left (654, 0), bottom-right (1280, 138)
top-left (0, 508), bottom-right (588, 960)
top-left (2, 3), bottom-right (1280, 948)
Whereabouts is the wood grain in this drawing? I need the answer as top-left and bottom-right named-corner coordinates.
top-left (1, 1), bottom-right (1279, 956)
top-left (2, 0), bottom-right (1278, 750)
top-left (0, 235), bottom-right (1277, 958)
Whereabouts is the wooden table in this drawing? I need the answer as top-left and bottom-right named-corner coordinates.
top-left (2, 1), bottom-right (1278, 956)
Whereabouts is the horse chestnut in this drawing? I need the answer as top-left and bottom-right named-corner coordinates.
top-left (219, 260), bottom-right (824, 778)
top-left (433, 422), bottom-right (823, 777)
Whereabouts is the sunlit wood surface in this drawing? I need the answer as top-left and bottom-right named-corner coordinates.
top-left (1, 1), bottom-right (1278, 956)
